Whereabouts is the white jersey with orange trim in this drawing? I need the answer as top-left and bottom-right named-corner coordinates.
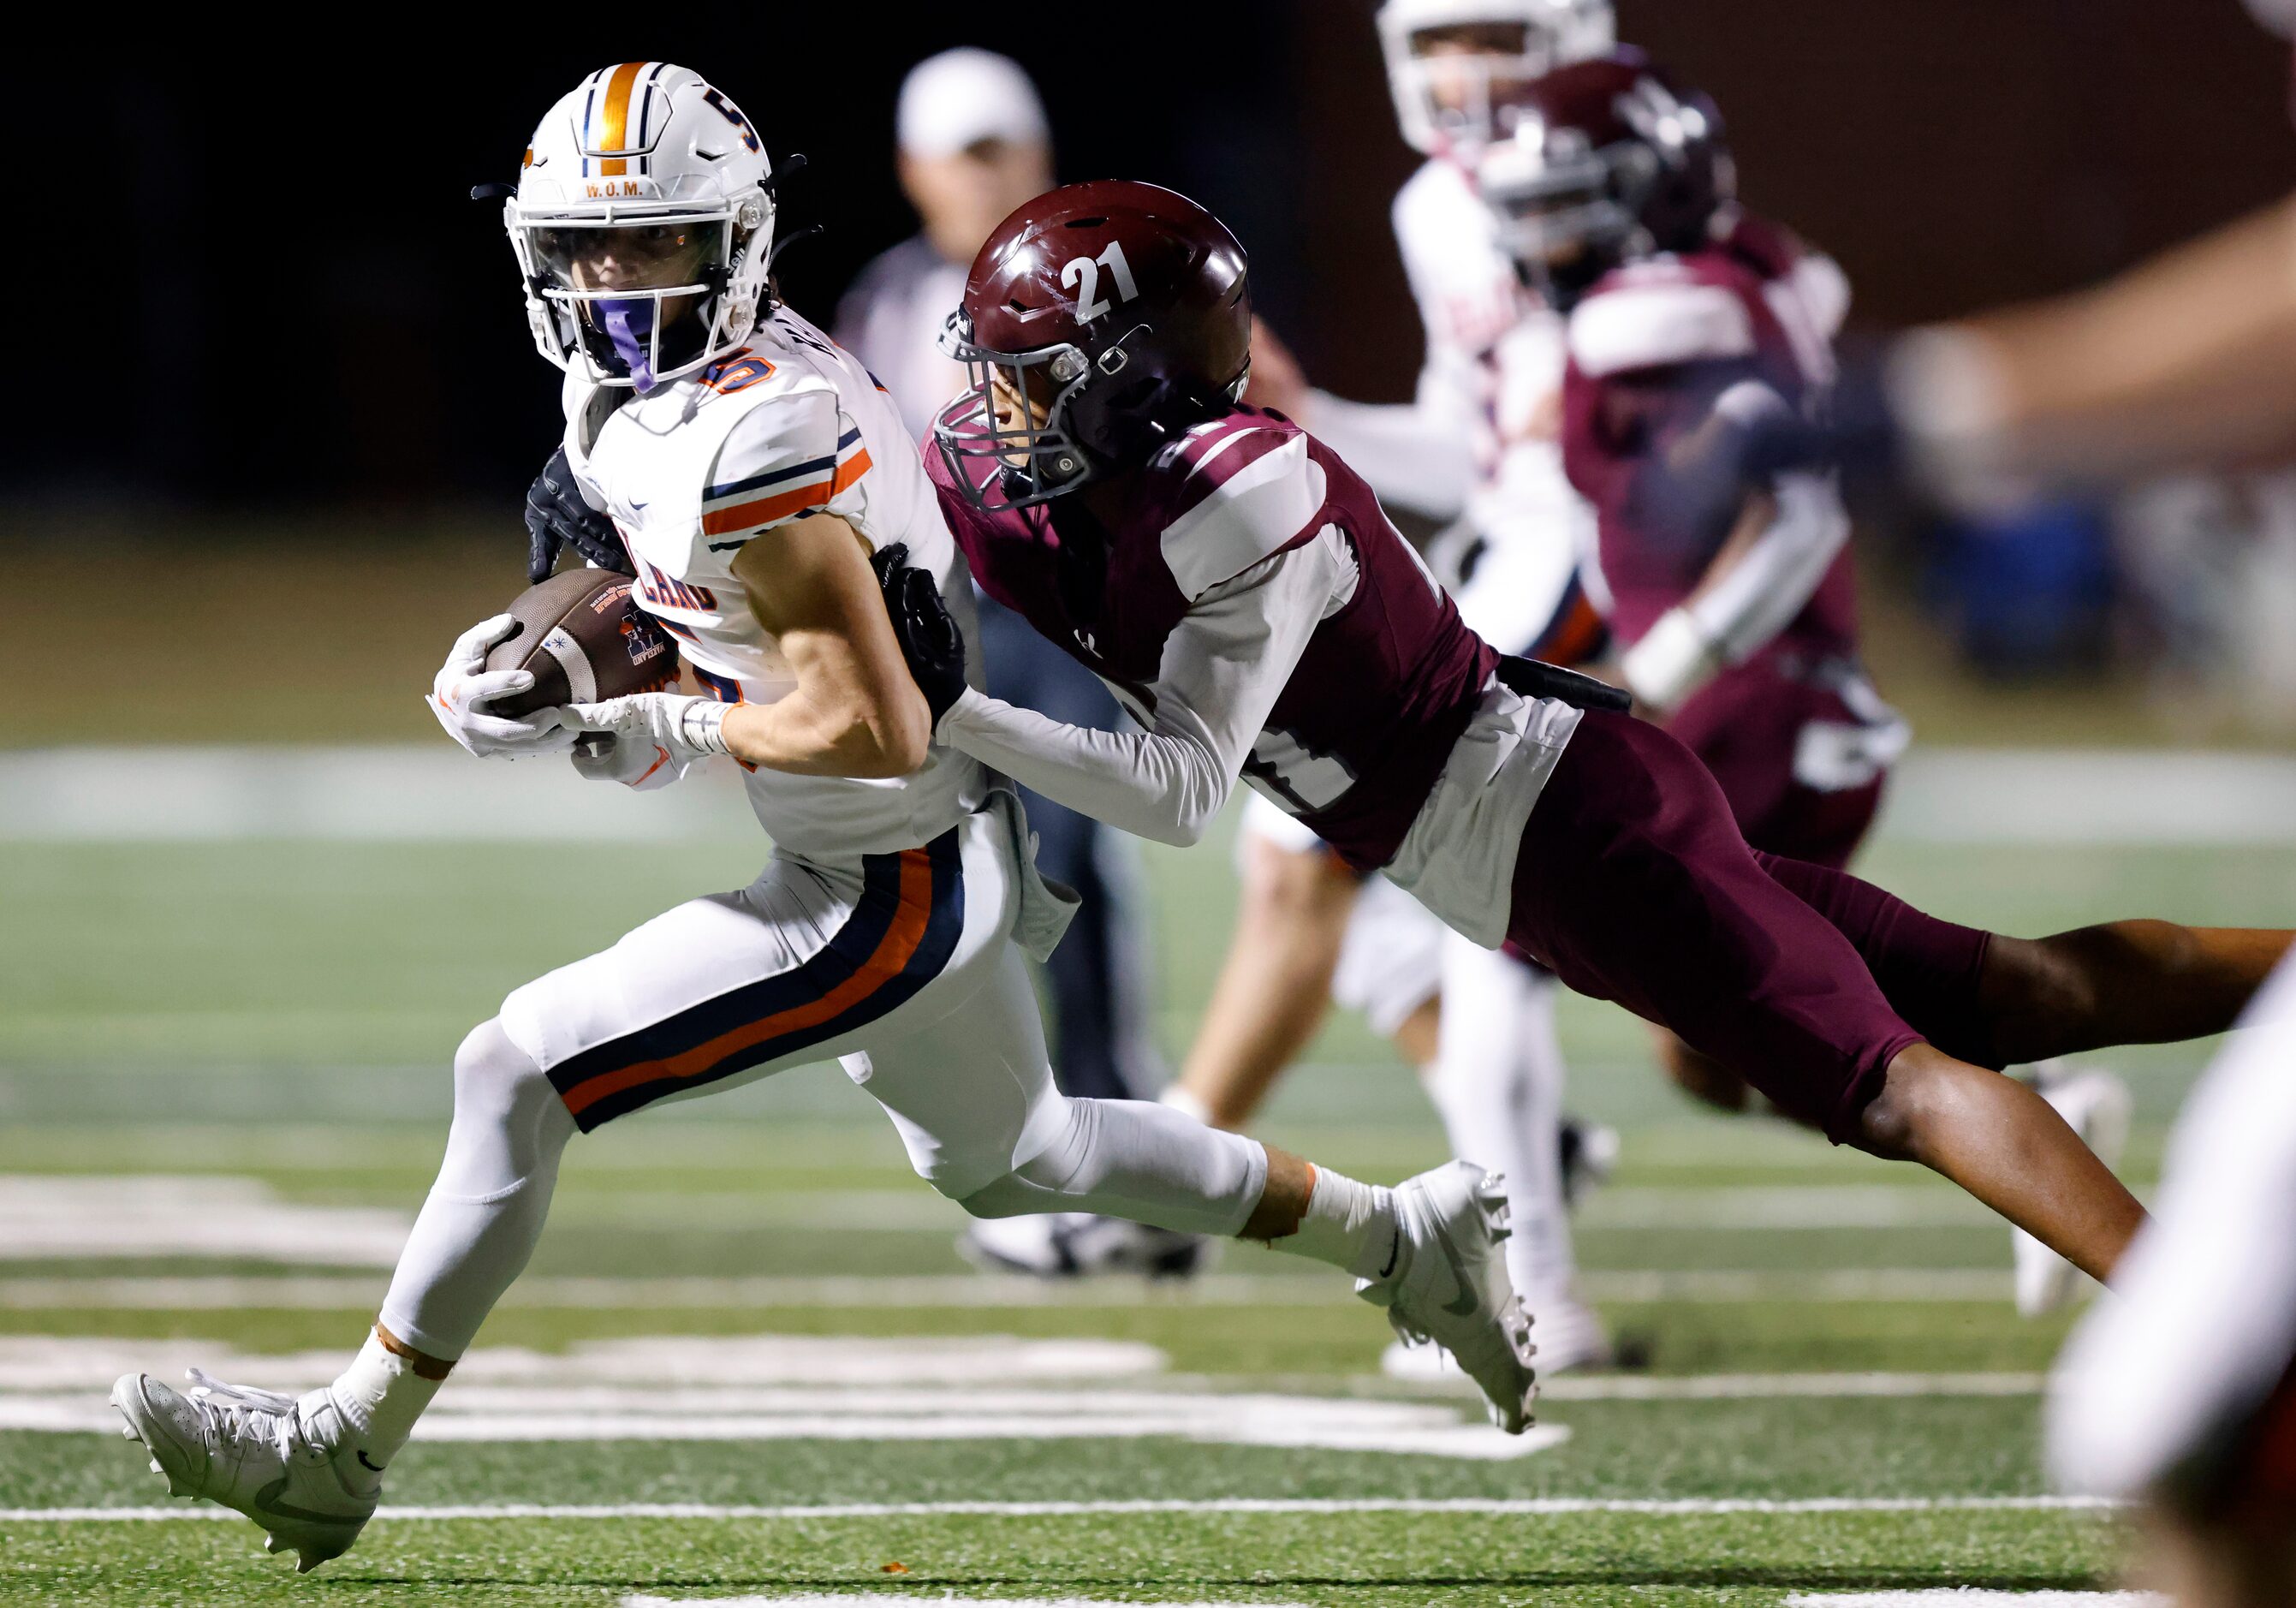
top-left (562, 303), bottom-right (989, 858)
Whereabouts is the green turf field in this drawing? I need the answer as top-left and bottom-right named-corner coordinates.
top-left (3, 800), bottom-right (2287, 1605)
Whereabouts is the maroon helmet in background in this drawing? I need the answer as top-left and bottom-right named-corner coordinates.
top-left (1474, 49), bottom-right (1733, 307)
top-left (934, 179), bottom-right (1252, 510)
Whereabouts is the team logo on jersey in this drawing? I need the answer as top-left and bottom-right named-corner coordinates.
top-left (621, 613), bottom-right (672, 667)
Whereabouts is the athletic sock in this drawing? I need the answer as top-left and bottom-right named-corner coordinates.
top-left (1270, 1165), bottom-right (1398, 1281)
top-left (324, 1330), bottom-right (444, 1471)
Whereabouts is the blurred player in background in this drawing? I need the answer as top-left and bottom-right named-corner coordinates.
top-left (1175, 0), bottom-right (1621, 1375)
top-left (105, 67), bottom-right (1544, 1573)
top-left (833, 49), bottom-right (1186, 1279)
top-left (1473, 47), bottom-right (2132, 1319)
top-left (1597, 4), bottom-right (2296, 1591)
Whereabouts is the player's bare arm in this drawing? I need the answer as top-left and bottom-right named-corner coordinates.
top-left (563, 512), bottom-right (933, 781)
top-left (720, 513), bottom-right (933, 777)
top-left (1894, 192), bottom-right (2296, 493)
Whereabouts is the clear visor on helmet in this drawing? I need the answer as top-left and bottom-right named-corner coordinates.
top-left (527, 217), bottom-right (727, 295)
top-left (931, 312), bottom-right (1104, 513)
top-left (514, 212), bottom-right (734, 394)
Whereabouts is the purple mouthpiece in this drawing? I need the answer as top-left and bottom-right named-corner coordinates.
top-left (601, 300), bottom-right (657, 394)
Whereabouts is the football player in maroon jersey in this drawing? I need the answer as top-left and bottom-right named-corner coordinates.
top-left (880, 177), bottom-right (2288, 1319)
top-left (1472, 49), bottom-right (2136, 1318)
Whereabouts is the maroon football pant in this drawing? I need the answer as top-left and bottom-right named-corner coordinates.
top-left (1666, 656), bottom-right (1889, 871)
top-left (1506, 711), bottom-right (1992, 1142)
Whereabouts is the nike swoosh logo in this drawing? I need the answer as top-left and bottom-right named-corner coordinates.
top-left (1431, 1219), bottom-right (1485, 1319)
top-left (255, 1474), bottom-right (365, 1528)
top-left (357, 1451), bottom-right (384, 1474)
top-left (1378, 1230), bottom-right (1401, 1283)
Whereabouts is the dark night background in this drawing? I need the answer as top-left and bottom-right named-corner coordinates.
top-left (15, 2), bottom-right (2295, 515)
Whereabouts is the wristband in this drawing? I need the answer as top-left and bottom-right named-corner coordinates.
top-left (675, 699), bottom-right (732, 757)
top-left (1621, 608), bottom-right (1721, 714)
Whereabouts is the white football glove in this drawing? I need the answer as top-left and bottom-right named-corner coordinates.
top-left (428, 615), bottom-right (577, 759)
top-left (566, 693), bottom-right (732, 779)
top-left (569, 730), bottom-right (687, 790)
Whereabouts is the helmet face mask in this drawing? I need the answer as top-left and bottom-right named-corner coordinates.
top-left (515, 213), bottom-right (744, 393)
top-left (1481, 137), bottom-right (1651, 306)
top-left (934, 313), bottom-right (1109, 511)
top-left (1476, 53), bottom-right (1733, 308)
top-left (504, 64), bottom-right (774, 394)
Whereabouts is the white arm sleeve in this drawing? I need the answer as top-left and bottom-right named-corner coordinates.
top-left (1687, 469), bottom-right (1851, 664)
top-left (1297, 350), bottom-right (1478, 520)
top-left (937, 530), bottom-right (1348, 847)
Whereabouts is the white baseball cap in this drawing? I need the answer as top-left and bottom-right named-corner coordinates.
top-left (896, 48), bottom-right (1050, 158)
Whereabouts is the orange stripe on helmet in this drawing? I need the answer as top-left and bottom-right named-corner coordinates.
top-left (597, 61), bottom-right (646, 176)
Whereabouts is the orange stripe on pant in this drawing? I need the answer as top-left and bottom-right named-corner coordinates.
top-left (559, 847), bottom-right (936, 1119)
top-left (698, 449), bottom-right (873, 536)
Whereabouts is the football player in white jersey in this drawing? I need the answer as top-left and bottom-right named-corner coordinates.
top-left (1170, 0), bottom-right (1618, 1374)
top-left (104, 63), bottom-right (1540, 1573)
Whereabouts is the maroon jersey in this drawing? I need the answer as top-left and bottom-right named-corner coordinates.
top-left (1560, 211), bottom-right (1859, 658)
top-left (929, 406), bottom-right (1497, 870)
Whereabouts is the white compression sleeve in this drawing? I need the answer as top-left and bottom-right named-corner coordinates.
top-left (937, 530), bottom-right (1347, 846)
top-left (961, 1094), bottom-right (1270, 1238)
top-left (376, 1020), bottom-right (575, 1361)
top-left (1685, 469), bottom-right (1853, 664)
top-left (1298, 373), bottom-right (1476, 520)
top-left (1424, 932), bottom-right (1578, 1303)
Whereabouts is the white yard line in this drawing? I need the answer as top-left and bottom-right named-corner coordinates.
top-left (628, 1599), bottom-right (1309, 1608)
top-left (0, 1335), bottom-right (1169, 1391)
top-left (9, 745), bottom-right (2295, 844)
top-left (0, 1175), bottom-right (409, 1266)
top-left (0, 1495), bottom-right (2124, 1522)
top-left (1539, 1372), bottom-right (2046, 1401)
top-left (1787, 1596), bottom-right (2164, 1607)
top-left (3, 1397), bottom-right (1570, 1459)
top-left (1579, 1185), bottom-right (1997, 1230)
top-left (0, 1268), bottom-right (2018, 1309)
top-left (3, 1387), bottom-right (1568, 1461)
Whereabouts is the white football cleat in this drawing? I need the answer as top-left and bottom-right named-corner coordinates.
top-left (111, 1369), bottom-right (378, 1572)
top-left (957, 1212), bottom-right (1212, 1279)
top-left (1356, 1160), bottom-right (1538, 1432)
top-left (2014, 1064), bottom-right (2134, 1317)
top-left (1380, 1291), bottom-right (1610, 1382)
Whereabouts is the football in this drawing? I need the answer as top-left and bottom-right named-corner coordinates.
top-left (482, 569), bottom-right (681, 717)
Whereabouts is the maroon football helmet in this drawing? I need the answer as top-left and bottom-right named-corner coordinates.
top-left (1474, 49), bottom-right (1733, 307)
top-left (934, 179), bottom-right (1252, 510)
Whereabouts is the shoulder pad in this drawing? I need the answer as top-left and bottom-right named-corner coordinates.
top-left (699, 386), bottom-right (868, 542)
top-left (1568, 273), bottom-right (1756, 378)
top-left (1154, 420), bottom-right (1326, 600)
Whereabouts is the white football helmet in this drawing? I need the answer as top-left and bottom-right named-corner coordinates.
top-left (1377, 0), bottom-right (1617, 157)
top-left (504, 63), bottom-right (774, 393)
